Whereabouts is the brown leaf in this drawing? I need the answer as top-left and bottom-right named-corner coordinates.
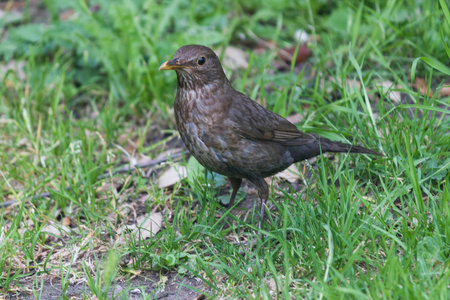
top-left (437, 85), bottom-right (450, 98)
top-left (286, 113), bottom-right (304, 125)
top-left (119, 212), bottom-right (163, 241)
top-left (374, 80), bottom-right (402, 103)
top-left (412, 78), bottom-right (433, 97)
top-left (217, 46), bottom-right (249, 70)
top-left (328, 76), bottom-right (361, 90)
top-left (59, 9), bottom-right (75, 21)
top-left (41, 222), bottom-right (71, 237)
top-left (346, 79), bottom-right (362, 90)
top-left (275, 164), bottom-right (300, 183)
top-left (158, 164), bottom-right (187, 189)
top-left (0, 60), bottom-right (26, 81)
top-left (278, 45), bottom-right (311, 65)
top-left (62, 217), bottom-right (71, 226)
top-left (265, 277), bottom-right (277, 292)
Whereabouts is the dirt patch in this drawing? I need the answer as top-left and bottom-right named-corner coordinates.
top-left (6, 270), bottom-right (208, 299)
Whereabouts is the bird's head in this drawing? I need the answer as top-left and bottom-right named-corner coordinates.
top-left (159, 45), bottom-right (228, 90)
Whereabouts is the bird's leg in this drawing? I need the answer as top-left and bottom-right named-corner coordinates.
top-left (229, 177), bottom-right (269, 249)
top-left (258, 198), bottom-right (266, 230)
top-left (248, 177), bottom-right (269, 230)
top-left (224, 177), bottom-right (242, 208)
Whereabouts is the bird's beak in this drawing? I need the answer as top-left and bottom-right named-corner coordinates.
top-left (158, 59), bottom-right (189, 71)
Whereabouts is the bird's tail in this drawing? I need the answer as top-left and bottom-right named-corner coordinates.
top-left (324, 140), bottom-right (381, 156)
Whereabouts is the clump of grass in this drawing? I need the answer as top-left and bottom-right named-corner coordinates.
top-left (0, 0), bottom-right (449, 298)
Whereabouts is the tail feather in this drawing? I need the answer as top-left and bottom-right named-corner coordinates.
top-left (288, 135), bottom-right (382, 163)
top-left (325, 140), bottom-right (381, 156)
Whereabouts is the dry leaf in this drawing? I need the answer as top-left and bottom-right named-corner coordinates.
top-left (41, 222), bottom-right (71, 237)
top-left (158, 164), bottom-right (187, 189)
top-left (62, 217), bottom-right (71, 226)
top-left (265, 277), bottom-right (277, 291)
top-left (346, 78), bottom-right (362, 90)
top-left (130, 288), bottom-right (142, 295)
top-left (327, 76), bottom-right (361, 90)
top-left (0, 1), bottom-right (27, 10)
top-left (96, 180), bottom-right (122, 194)
top-left (119, 212), bottom-right (163, 240)
top-left (217, 46), bottom-right (249, 70)
top-left (412, 78), bottom-right (433, 96)
top-left (59, 9), bottom-right (75, 21)
top-left (0, 60), bottom-right (26, 81)
top-left (275, 164), bottom-right (300, 183)
top-left (307, 157), bottom-right (317, 164)
top-left (374, 80), bottom-right (401, 103)
top-left (437, 85), bottom-right (450, 98)
top-left (286, 113), bottom-right (304, 125)
top-left (278, 45), bottom-right (311, 65)
top-left (136, 193), bottom-right (152, 204)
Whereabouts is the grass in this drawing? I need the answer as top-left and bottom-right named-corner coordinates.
top-left (1, 0), bottom-right (449, 299)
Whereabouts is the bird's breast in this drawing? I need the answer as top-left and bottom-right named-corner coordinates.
top-left (174, 88), bottom-right (239, 173)
top-left (173, 87), bottom-right (295, 179)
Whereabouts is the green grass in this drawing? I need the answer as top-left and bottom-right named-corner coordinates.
top-left (1, 0), bottom-right (449, 299)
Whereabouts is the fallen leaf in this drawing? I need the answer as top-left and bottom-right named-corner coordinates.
top-left (275, 164), bottom-right (300, 183)
top-left (119, 212), bottom-right (163, 240)
top-left (130, 288), bottom-right (142, 295)
top-left (278, 45), bottom-right (311, 65)
top-left (437, 85), bottom-right (450, 98)
top-left (265, 277), bottom-right (277, 291)
top-left (217, 46), bottom-right (249, 70)
top-left (328, 76), bottom-right (361, 90)
top-left (374, 80), bottom-right (402, 103)
top-left (286, 113), bottom-right (304, 125)
top-left (0, 60), bottom-right (26, 81)
top-left (412, 78), bottom-right (433, 97)
top-left (62, 217), bottom-right (71, 226)
top-left (307, 157), bottom-right (317, 164)
top-left (158, 164), bottom-right (187, 189)
top-left (59, 9), bottom-right (75, 21)
top-left (346, 78), bottom-right (362, 90)
top-left (0, 1), bottom-right (29, 10)
top-left (41, 222), bottom-right (71, 237)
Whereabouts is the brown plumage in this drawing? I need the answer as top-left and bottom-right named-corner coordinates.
top-left (159, 45), bottom-right (381, 228)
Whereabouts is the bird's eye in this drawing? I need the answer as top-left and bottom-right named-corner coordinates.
top-left (197, 56), bottom-right (206, 65)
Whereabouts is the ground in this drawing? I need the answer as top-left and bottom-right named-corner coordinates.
top-left (1, 1), bottom-right (449, 299)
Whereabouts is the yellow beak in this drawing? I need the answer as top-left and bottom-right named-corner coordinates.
top-left (158, 60), bottom-right (189, 71)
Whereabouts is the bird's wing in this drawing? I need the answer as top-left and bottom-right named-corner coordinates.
top-left (228, 92), bottom-right (316, 145)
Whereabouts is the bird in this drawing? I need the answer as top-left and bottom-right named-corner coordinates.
top-left (159, 45), bottom-right (381, 229)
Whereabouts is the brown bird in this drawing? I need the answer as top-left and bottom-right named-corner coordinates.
top-left (159, 45), bottom-right (380, 228)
